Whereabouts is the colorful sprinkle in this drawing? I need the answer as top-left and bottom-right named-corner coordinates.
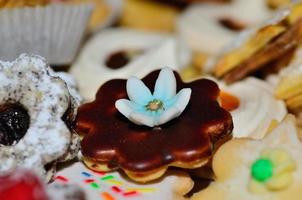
top-left (111, 186), bottom-right (122, 193)
top-left (84, 179), bottom-right (95, 183)
top-left (251, 158), bottom-right (273, 182)
top-left (127, 188), bottom-right (157, 193)
top-left (91, 169), bottom-right (106, 176)
top-left (106, 180), bottom-right (123, 186)
top-left (123, 191), bottom-right (138, 196)
top-left (90, 182), bottom-right (100, 189)
top-left (101, 192), bottom-right (115, 200)
top-left (101, 175), bottom-right (114, 180)
top-left (55, 176), bottom-right (68, 183)
top-left (81, 172), bottom-right (92, 177)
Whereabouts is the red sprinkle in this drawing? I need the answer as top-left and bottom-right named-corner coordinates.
top-left (101, 192), bottom-right (115, 200)
top-left (111, 186), bottom-right (122, 193)
top-left (55, 176), bottom-right (68, 183)
top-left (84, 179), bottom-right (95, 183)
top-left (91, 169), bottom-right (106, 176)
top-left (123, 191), bottom-right (138, 196)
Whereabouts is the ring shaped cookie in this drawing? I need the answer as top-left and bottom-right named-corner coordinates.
top-left (71, 28), bottom-right (191, 100)
top-left (178, 0), bottom-right (272, 55)
top-left (220, 78), bottom-right (287, 139)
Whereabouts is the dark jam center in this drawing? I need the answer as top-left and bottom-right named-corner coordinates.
top-left (105, 51), bottom-right (131, 69)
top-left (105, 50), bottom-right (142, 69)
top-left (219, 17), bottom-right (246, 32)
top-left (0, 104), bottom-right (30, 146)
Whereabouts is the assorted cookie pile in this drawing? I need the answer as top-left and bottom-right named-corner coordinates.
top-left (0, 0), bottom-right (302, 200)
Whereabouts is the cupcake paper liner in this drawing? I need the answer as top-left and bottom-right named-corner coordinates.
top-left (0, 3), bottom-right (93, 65)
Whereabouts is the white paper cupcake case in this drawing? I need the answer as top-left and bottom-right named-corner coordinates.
top-left (0, 3), bottom-right (93, 65)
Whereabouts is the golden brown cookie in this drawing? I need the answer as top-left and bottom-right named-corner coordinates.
top-left (210, 2), bottom-right (302, 83)
top-left (192, 115), bottom-right (302, 200)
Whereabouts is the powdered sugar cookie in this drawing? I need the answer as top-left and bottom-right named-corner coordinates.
top-left (0, 54), bottom-right (80, 181)
top-left (70, 28), bottom-right (191, 100)
top-left (53, 161), bottom-right (193, 200)
top-left (191, 115), bottom-right (302, 200)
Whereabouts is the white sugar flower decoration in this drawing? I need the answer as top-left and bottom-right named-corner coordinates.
top-left (115, 67), bottom-right (192, 127)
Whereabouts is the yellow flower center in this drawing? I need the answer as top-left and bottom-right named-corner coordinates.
top-left (145, 99), bottom-right (163, 111)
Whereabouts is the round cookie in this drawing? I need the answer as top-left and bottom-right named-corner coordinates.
top-left (53, 161), bottom-right (193, 200)
top-left (191, 115), bottom-right (302, 200)
top-left (70, 28), bottom-right (191, 100)
top-left (0, 54), bottom-right (79, 181)
top-left (177, 0), bottom-right (273, 56)
top-left (219, 77), bottom-right (287, 139)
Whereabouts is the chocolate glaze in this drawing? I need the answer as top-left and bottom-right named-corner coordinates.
top-left (0, 103), bottom-right (30, 146)
top-left (76, 70), bottom-right (233, 172)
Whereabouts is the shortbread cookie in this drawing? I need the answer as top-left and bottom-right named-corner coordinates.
top-left (219, 77), bottom-right (287, 139)
top-left (192, 115), bottom-right (302, 200)
top-left (209, 2), bottom-right (302, 83)
top-left (120, 0), bottom-right (179, 32)
top-left (76, 67), bottom-right (233, 182)
top-left (70, 28), bottom-right (191, 100)
top-left (0, 54), bottom-right (79, 181)
top-left (53, 161), bottom-right (193, 200)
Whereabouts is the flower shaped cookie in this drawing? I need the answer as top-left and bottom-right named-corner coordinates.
top-left (0, 54), bottom-right (80, 181)
top-left (76, 68), bottom-right (233, 182)
top-left (192, 115), bottom-right (302, 200)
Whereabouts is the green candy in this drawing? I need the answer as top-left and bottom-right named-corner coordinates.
top-left (251, 158), bottom-right (273, 182)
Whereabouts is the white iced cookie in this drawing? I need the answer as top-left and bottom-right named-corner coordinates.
top-left (177, 0), bottom-right (273, 56)
top-left (70, 28), bottom-right (191, 100)
top-left (191, 115), bottom-right (302, 200)
top-left (0, 54), bottom-right (79, 181)
top-left (53, 162), bottom-right (193, 200)
top-left (219, 77), bottom-right (287, 139)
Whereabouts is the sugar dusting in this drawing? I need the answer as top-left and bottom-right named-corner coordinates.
top-left (0, 54), bottom-right (79, 181)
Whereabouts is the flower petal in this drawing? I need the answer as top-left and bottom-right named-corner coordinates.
top-left (157, 88), bottom-right (191, 125)
top-left (153, 67), bottom-right (176, 101)
top-left (127, 76), bottom-right (153, 105)
top-left (266, 173), bottom-right (293, 190)
top-left (115, 99), bottom-right (142, 118)
top-left (166, 88), bottom-right (192, 113)
top-left (129, 112), bottom-right (156, 127)
top-left (158, 107), bottom-right (180, 125)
